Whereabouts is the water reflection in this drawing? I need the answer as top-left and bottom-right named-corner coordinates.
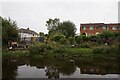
top-left (2, 57), bottom-right (120, 79)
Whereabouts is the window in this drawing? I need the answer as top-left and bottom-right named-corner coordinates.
top-left (102, 26), bottom-right (107, 30)
top-left (96, 26), bottom-right (101, 29)
top-left (90, 26), bottom-right (94, 30)
top-left (119, 27), bottom-right (120, 30)
top-left (112, 27), bottom-right (117, 30)
top-left (82, 26), bottom-right (86, 30)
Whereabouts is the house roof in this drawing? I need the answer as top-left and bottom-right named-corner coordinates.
top-left (19, 28), bottom-right (38, 35)
top-left (80, 23), bottom-right (120, 27)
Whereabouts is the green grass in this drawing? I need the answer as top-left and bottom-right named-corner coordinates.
top-left (2, 50), bottom-right (29, 58)
top-left (66, 48), bottom-right (93, 54)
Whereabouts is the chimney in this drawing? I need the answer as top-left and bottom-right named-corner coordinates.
top-left (27, 28), bottom-right (29, 30)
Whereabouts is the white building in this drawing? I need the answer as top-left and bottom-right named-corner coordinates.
top-left (19, 28), bottom-right (38, 42)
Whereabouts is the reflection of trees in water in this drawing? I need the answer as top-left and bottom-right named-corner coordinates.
top-left (2, 57), bottom-right (120, 79)
top-left (75, 58), bottom-right (120, 74)
top-left (57, 61), bottom-right (76, 76)
top-left (45, 65), bottom-right (59, 79)
top-left (44, 57), bottom-right (76, 76)
top-left (2, 58), bottom-right (18, 80)
top-left (29, 57), bottom-right (76, 77)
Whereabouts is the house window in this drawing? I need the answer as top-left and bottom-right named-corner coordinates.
top-left (82, 26), bottom-right (86, 30)
top-left (119, 27), bottom-right (120, 30)
top-left (112, 27), bottom-right (117, 30)
top-left (102, 26), bottom-right (107, 30)
top-left (96, 26), bottom-right (101, 29)
top-left (90, 26), bottom-right (94, 30)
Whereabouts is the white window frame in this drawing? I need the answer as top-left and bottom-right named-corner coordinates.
top-left (82, 26), bottom-right (86, 30)
top-left (112, 27), bottom-right (117, 30)
top-left (90, 26), bottom-right (94, 30)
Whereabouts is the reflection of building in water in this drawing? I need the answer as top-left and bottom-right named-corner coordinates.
top-left (80, 67), bottom-right (104, 74)
top-left (79, 65), bottom-right (119, 75)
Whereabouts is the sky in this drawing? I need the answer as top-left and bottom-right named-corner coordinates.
top-left (1, 0), bottom-right (120, 34)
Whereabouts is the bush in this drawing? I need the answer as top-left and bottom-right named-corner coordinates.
top-left (75, 36), bottom-right (82, 44)
top-left (68, 37), bottom-right (75, 45)
top-left (53, 46), bottom-right (66, 53)
top-left (92, 46), bottom-right (120, 59)
top-left (29, 43), bottom-right (52, 54)
top-left (80, 43), bottom-right (91, 48)
top-left (60, 38), bottom-right (69, 45)
top-left (51, 34), bottom-right (66, 42)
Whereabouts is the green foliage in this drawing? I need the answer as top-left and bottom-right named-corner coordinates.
top-left (46, 18), bottom-right (60, 34)
top-left (100, 30), bottom-right (114, 39)
top-left (29, 43), bottom-right (52, 54)
top-left (39, 32), bottom-right (44, 37)
top-left (80, 43), bottom-right (91, 48)
top-left (52, 34), bottom-right (66, 42)
top-left (68, 37), bottom-right (75, 45)
top-left (60, 38), bottom-right (69, 45)
top-left (92, 46), bottom-right (120, 59)
top-left (59, 21), bottom-right (77, 37)
top-left (80, 35), bottom-right (89, 41)
top-left (3, 50), bottom-right (29, 58)
top-left (75, 35), bottom-right (89, 44)
top-left (75, 36), bottom-right (81, 44)
top-left (2, 17), bottom-right (19, 46)
top-left (53, 45), bottom-right (66, 53)
top-left (46, 18), bottom-right (76, 37)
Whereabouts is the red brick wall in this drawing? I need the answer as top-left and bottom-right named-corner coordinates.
top-left (80, 23), bottom-right (120, 36)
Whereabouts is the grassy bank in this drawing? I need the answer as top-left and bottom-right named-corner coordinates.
top-left (2, 44), bottom-right (120, 60)
top-left (2, 50), bottom-right (29, 58)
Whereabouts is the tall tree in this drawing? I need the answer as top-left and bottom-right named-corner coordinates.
top-left (39, 32), bottom-right (44, 37)
top-left (59, 21), bottom-right (76, 38)
top-left (46, 18), bottom-right (60, 34)
top-left (46, 18), bottom-right (76, 38)
top-left (2, 17), bottom-right (19, 46)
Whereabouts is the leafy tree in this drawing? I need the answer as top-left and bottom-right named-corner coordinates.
top-left (46, 18), bottom-right (60, 34)
top-left (59, 21), bottom-right (76, 38)
top-left (46, 19), bottom-right (77, 38)
top-left (2, 17), bottom-right (19, 46)
top-left (39, 32), bottom-right (44, 37)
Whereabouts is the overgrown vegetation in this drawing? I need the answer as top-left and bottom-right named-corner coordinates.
top-left (1, 17), bottom-right (19, 47)
top-left (2, 17), bottom-right (120, 60)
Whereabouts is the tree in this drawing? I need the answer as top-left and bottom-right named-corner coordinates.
top-left (59, 21), bottom-right (76, 38)
top-left (39, 32), bottom-right (44, 37)
top-left (2, 17), bottom-right (19, 46)
top-left (46, 18), bottom-right (60, 34)
top-left (46, 18), bottom-right (76, 38)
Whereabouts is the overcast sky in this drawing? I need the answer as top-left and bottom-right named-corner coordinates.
top-left (1, 0), bottom-right (119, 34)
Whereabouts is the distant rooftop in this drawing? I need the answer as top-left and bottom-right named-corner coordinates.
top-left (19, 28), bottom-right (38, 35)
top-left (80, 23), bottom-right (120, 25)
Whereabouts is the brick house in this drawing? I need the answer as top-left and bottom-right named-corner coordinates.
top-left (80, 23), bottom-right (120, 36)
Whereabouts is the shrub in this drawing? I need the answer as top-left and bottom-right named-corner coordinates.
top-left (29, 43), bottom-right (52, 54)
top-left (92, 46), bottom-right (120, 59)
top-left (51, 34), bottom-right (66, 42)
top-left (80, 43), bottom-right (91, 48)
top-left (93, 48), bottom-right (103, 54)
top-left (68, 37), bottom-right (75, 45)
top-left (60, 38), bottom-right (69, 45)
top-left (75, 36), bottom-right (81, 44)
top-left (53, 46), bottom-right (66, 53)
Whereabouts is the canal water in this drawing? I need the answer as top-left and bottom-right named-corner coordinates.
top-left (2, 57), bottom-right (120, 79)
